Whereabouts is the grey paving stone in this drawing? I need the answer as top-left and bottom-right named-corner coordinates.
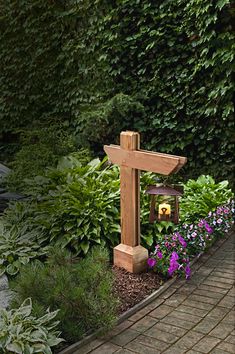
top-left (193, 318), bottom-right (219, 334)
top-left (197, 284), bottom-right (229, 294)
top-left (162, 346), bottom-right (187, 354)
top-left (115, 350), bottom-right (134, 354)
top-left (125, 339), bottom-right (161, 354)
top-left (130, 315), bottom-right (157, 332)
top-left (207, 306), bottom-right (230, 320)
top-left (187, 294), bottom-right (220, 305)
top-left (91, 342), bottom-right (121, 354)
top-left (150, 322), bottom-right (187, 337)
top-left (225, 334), bottom-right (235, 344)
top-left (176, 304), bottom-right (208, 317)
top-left (169, 309), bottom-right (202, 324)
top-left (128, 307), bottom-right (152, 322)
top-left (144, 327), bottom-right (179, 344)
top-left (111, 329), bottom-right (139, 346)
top-left (206, 275), bottom-right (235, 285)
top-left (218, 295), bottom-right (235, 308)
top-left (216, 340), bottom-right (235, 353)
top-left (164, 294), bottom-right (188, 307)
top-left (173, 331), bottom-right (204, 350)
top-left (193, 288), bottom-right (224, 300)
top-left (149, 304), bottom-right (174, 319)
top-left (182, 299), bottom-right (214, 311)
top-left (161, 315), bottom-right (196, 330)
top-left (135, 334), bottom-right (169, 351)
top-left (224, 309), bottom-right (235, 325)
top-left (192, 336), bottom-right (221, 353)
top-left (212, 271), bottom-right (235, 279)
top-left (104, 320), bottom-right (133, 338)
top-left (209, 322), bottom-right (234, 339)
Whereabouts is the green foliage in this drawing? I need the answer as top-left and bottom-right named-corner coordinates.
top-left (2, 155), bottom-right (121, 259)
top-left (0, 298), bottom-right (63, 354)
top-left (75, 93), bottom-right (145, 151)
top-left (10, 247), bottom-right (118, 343)
top-left (0, 221), bottom-right (48, 277)
top-left (86, 0), bottom-right (234, 183)
top-left (1, 0), bottom-right (234, 186)
top-left (5, 126), bottom-right (76, 192)
top-left (180, 175), bottom-right (233, 223)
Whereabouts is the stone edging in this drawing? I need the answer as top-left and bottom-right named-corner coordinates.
top-left (58, 230), bottom-right (233, 354)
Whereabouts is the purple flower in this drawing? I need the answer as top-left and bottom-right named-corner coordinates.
top-left (147, 258), bottom-right (156, 268)
top-left (178, 235), bottom-right (187, 248)
top-left (171, 251), bottom-right (179, 261)
top-left (217, 218), bottom-right (223, 224)
top-left (204, 222), bottom-right (213, 234)
top-left (157, 251), bottom-right (163, 259)
top-left (185, 264), bottom-right (191, 279)
top-left (198, 220), bottom-right (204, 228)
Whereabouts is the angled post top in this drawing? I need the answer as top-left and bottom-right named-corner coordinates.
top-left (104, 131), bottom-right (187, 175)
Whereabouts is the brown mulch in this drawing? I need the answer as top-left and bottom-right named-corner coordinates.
top-left (112, 266), bottom-right (166, 314)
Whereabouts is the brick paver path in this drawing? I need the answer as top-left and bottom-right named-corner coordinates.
top-left (76, 232), bottom-right (235, 354)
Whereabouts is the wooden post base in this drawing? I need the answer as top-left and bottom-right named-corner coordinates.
top-left (113, 244), bottom-right (148, 273)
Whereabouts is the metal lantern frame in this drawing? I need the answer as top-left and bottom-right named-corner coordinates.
top-left (146, 185), bottom-right (183, 224)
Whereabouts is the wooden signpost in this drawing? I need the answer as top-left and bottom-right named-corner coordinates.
top-left (104, 131), bottom-right (187, 273)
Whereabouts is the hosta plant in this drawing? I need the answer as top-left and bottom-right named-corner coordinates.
top-left (180, 175), bottom-right (233, 223)
top-left (0, 298), bottom-right (63, 354)
top-left (0, 222), bottom-right (48, 276)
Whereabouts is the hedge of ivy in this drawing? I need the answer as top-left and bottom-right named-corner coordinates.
top-left (0, 0), bottom-right (234, 185)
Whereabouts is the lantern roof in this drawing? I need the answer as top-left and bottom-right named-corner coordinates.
top-left (146, 185), bottom-right (183, 196)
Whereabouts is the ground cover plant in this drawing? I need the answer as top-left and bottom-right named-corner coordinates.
top-left (10, 247), bottom-right (119, 344)
top-left (0, 298), bottom-right (63, 354)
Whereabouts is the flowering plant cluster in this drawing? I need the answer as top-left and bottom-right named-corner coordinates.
top-left (148, 200), bottom-right (234, 280)
top-left (147, 231), bottom-right (191, 279)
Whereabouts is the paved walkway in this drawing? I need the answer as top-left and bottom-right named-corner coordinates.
top-left (76, 232), bottom-right (235, 354)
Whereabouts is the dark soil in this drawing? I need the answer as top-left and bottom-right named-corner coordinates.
top-left (112, 266), bottom-right (166, 314)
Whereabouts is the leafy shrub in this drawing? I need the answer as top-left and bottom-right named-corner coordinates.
top-left (180, 175), bottom-right (233, 223)
top-left (10, 247), bottom-right (118, 343)
top-left (2, 155), bottom-right (121, 260)
top-left (0, 221), bottom-right (48, 277)
top-left (0, 298), bottom-right (63, 354)
top-left (6, 126), bottom-right (76, 192)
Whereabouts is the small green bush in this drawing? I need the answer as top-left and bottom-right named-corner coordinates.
top-left (10, 246), bottom-right (119, 343)
top-left (6, 126), bottom-right (76, 192)
top-left (180, 175), bottom-right (233, 223)
top-left (0, 298), bottom-right (63, 354)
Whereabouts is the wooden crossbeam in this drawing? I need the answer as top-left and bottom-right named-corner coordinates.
top-left (104, 145), bottom-right (186, 175)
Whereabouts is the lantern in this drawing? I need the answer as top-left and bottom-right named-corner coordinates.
top-left (146, 185), bottom-right (183, 224)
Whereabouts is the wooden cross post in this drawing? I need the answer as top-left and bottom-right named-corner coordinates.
top-left (104, 131), bottom-right (186, 273)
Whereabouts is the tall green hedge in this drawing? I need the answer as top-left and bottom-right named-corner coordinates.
top-left (0, 0), bottom-right (234, 185)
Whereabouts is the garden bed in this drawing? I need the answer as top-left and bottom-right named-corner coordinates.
top-left (113, 266), bottom-right (165, 314)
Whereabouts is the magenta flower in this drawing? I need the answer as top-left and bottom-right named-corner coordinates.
top-left (178, 235), bottom-right (187, 248)
top-left (185, 264), bottom-right (191, 279)
top-left (147, 258), bottom-right (156, 268)
top-left (171, 251), bottom-right (179, 261)
top-left (157, 251), bottom-right (163, 259)
top-left (204, 222), bottom-right (213, 234)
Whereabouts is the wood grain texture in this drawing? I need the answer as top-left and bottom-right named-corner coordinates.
top-left (104, 145), bottom-right (186, 175)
